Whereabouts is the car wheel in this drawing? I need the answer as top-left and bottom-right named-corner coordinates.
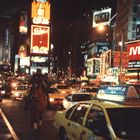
top-left (59, 127), bottom-right (68, 140)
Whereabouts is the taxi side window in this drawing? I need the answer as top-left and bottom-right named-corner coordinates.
top-left (85, 105), bottom-right (111, 139)
top-left (70, 103), bottom-right (89, 125)
top-left (65, 104), bottom-right (77, 119)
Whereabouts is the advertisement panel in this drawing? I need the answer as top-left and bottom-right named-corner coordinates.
top-left (88, 42), bottom-right (110, 58)
top-left (92, 8), bottom-right (111, 27)
top-left (87, 58), bottom-right (100, 77)
top-left (31, 1), bottom-right (50, 25)
top-left (113, 51), bottom-right (129, 68)
top-left (30, 25), bottom-right (50, 55)
top-left (100, 50), bottom-right (111, 75)
top-left (127, 42), bottom-right (140, 61)
top-left (19, 11), bottom-right (28, 34)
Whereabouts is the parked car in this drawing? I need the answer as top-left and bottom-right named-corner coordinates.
top-left (11, 84), bottom-right (29, 100)
top-left (63, 92), bottom-right (94, 110)
top-left (54, 99), bottom-right (140, 140)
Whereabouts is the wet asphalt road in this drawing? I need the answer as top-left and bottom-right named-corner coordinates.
top-left (0, 98), bottom-right (61, 140)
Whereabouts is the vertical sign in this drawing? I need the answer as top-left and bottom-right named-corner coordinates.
top-left (31, 1), bottom-right (50, 25)
top-left (30, 25), bottom-right (50, 55)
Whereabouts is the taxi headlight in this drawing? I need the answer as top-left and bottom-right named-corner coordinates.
top-left (49, 98), bottom-right (54, 102)
top-left (14, 92), bottom-right (19, 97)
top-left (11, 82), bottom-right (17, 88)
top-left (61, 91), bottom-right (66, 94)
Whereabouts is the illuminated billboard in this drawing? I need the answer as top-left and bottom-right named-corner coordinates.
top-left (30, 25), bottom-right (50, 55)
top-left (19, 11), bottom-right (28, 34)
top-left (87, 58), bottom-right (100, 77)
top-left (92, 8), bottom-right (111, 27)
top-left (126, 41), bottom-right (140, 68)
top-left (127, 41), bottom-right (140, 61)
top-left (31, 1), bottom-right (50, 25)
top-left (113, 51), bottom-right (129, 68)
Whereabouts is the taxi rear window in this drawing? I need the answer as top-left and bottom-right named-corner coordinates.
top-left (107, 108), bottom-right (140, 139)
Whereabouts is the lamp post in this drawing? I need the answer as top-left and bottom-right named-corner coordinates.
top-left (118, 30), bottom-right (124, 85)
top-left (68, 51), bottom-right (72, 79)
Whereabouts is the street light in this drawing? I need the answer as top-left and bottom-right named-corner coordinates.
top-left (96, 24), bottom-right (106, 33)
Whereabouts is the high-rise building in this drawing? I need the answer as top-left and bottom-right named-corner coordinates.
top-left (115, 0), bottom-right (140, 51)
top-left (116, 0), bottom-right (140, 84)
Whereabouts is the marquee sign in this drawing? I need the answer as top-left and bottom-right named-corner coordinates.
top-left (30, 25), bottom-right (50, 55)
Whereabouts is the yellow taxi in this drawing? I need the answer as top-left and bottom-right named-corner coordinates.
top-left (53, 85), bottom-right (140, 140)
top-left (48, 87), bottom-right (65, 109)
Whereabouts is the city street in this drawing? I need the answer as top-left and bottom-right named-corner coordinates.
top-left (0, 98), bottom-right (60, 140)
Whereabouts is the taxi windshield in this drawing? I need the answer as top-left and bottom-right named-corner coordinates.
top-left (107, 108), bottom-right (140, 139)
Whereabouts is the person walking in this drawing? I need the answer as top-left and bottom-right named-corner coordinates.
top-left (24, 69), bottom-right (48, 131)
top-left (43, 73), bottom-right (51, 108)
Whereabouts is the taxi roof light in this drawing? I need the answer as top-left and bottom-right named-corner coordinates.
top-left (96, 85), bottom-right (140, 104)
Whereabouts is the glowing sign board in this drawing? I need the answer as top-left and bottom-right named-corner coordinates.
top-left (31, 1), bottom-right (50, 25)
top-left (126, 42), bottom-right (140, 61)
top-left (113, 51), bottom-right (129, 68)
top-left (97, 86), bottom-right (139, 102)
top-left (19, 12), bottom-right (28, 34)
top-left (92, 8), bottom-right (111, 27)
top-left (87, 58), bottom-right (100, 77)
top-left (30, 25), bottom-right (50, 55)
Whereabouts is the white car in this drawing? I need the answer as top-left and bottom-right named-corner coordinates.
top-left (63, 92), bottom-right (94, 110)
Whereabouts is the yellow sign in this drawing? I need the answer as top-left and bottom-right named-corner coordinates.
top-left (31, 1), bottom-right (50, 25)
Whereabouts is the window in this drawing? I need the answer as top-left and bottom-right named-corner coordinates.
top-left (107, 108), bottom-right (140, 139)
top-left (72, 94), bottom-right (91, 102)
top-left (65, 104), bottom-right (77, 119)
top-left (85, 105), bottom-right (111, 139)
top-left (70, 103), bottom-right (90, 125)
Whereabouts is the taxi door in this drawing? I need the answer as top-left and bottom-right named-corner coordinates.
top-left (67, 121), bottom-right (105, 140)
top-left (79, 127), bottom-right (105, 140)
top-left (80, 105), bottom-right (112, 140)
top-left (67, 103), bottom-right (90, 140)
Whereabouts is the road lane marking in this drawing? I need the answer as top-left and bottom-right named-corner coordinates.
top-left (0, 108), bottom-right (20, 140)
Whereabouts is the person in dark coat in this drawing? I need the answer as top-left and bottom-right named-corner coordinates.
top-left (24, 69), bottom-right (48, 131)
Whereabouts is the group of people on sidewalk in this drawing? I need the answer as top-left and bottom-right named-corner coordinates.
top-left (24, 69), bottom-right (51, 131)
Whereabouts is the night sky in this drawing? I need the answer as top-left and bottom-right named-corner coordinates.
top-left (51, 0), bottom-right (117, 72)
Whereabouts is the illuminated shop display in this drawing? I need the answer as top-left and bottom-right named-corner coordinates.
top-left (30, 25), bottom-right (50, 55)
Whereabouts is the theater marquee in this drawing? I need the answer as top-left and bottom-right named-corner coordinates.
top-left (30, 25), bottom-right (50, 55)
